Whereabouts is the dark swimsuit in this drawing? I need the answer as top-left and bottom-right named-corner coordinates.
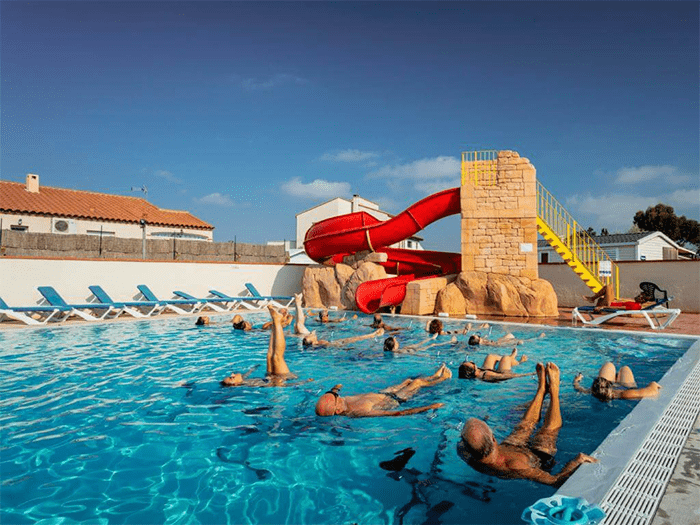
top-left (382, 391), bottom-right (407, 404)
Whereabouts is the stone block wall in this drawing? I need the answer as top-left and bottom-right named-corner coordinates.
top-left (461, 150), bottom-right (538, 280)
top-left (401, 275), bottom-right (456, 315)
top-left (0, 230), bottom-right (287, 263)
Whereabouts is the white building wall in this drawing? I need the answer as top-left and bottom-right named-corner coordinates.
top-left (0, 213), bottom-right (213, 241)
top-left (0, 258), bottom-right (305, 308)
top-left (639, 237), bottom-right (671, 261)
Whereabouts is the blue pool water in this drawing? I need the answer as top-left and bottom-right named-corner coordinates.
top-left (0, 314), bottom-right (693, 524)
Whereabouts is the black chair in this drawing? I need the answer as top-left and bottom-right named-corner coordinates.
top-left (639, 282), bottom-right (670, 308)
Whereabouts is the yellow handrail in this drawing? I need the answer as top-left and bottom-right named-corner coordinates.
top-left (536, 180), bottom-right (619, 297)
top-left (461, 150), bottom-right (497, 186)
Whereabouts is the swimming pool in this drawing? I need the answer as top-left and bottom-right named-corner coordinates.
top-left (0, 313), bottom-right (695, 524)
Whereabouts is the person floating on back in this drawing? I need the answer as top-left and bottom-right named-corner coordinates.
top-left (457, 362), bottom-right (597, 486)
top-left (221, 305), bottom-right (311, 388)
top-left (573, 362), bottom-right (661, 401)
top-left (458, 349), bottom-right (533, 382)
top-left (302, 328), bottom-right (384, 348)
top-left (315, 363), bottom-right (451, 417)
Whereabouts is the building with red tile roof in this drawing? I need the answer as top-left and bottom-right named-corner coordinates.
top-left (1, 174), bottom-right (214, 241)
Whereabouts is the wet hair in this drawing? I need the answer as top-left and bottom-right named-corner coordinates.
top-left (468, 335), bottom-right (481, 346)
top-left (458, 361), bottom-right (477, 379)
top-left (319, 311), bottom-right (329, 321)
top-left (371, 314), bottom-right (383, 328)
top-left (591, 377), bottom-right (615, 401)
top-left (195, 316), bottom-right (208, 326)
top-left (460, 419), bottom-right (494, 460)
top-left (383, 337), bottom-right (397, 352)
top-left (428, 319), bottom-right (443, 334)
top-left (302, 336), bottom-right (313, 347)
top-left (232, 321), bottom-right (247, 330)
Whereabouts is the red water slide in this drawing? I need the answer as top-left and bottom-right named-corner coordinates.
top-left (304, 187), bottom-right (462, 313)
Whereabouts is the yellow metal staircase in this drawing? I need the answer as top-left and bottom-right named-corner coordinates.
top-left (537, 180), bottom-right (619, 297)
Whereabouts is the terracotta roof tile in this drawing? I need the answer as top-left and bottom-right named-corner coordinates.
top-left (0, 181), bottom-right (213, 230)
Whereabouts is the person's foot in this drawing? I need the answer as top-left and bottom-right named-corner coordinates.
top-left (510, 348), bottom-right (518, 358)
top-left (546, 362), bottom-right (560, 395)
top-left (536, 362), bottom-right (546, 389)
top-left (268, 304), bottom-right (281, 321)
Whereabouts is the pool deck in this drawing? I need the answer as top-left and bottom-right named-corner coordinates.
top-left (2, 307), bottom-right (699, 524)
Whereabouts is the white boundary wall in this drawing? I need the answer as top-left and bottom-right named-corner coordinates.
top-left (539, 259), bottom-right (700, 313)
top-left (0, 257), bottom-right (307, 306)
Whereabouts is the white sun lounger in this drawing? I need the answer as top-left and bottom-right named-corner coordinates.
top-left (0, 295), bottom-right (72, 325)
top-left (572, 305), bottom-right (682, 330)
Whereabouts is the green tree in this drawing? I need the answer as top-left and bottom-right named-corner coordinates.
top-left (633, 203), bottom-right (700, 252)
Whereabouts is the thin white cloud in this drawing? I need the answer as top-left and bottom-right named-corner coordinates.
top-left (368, 156), bottom-right (460, 193)
top-left (319, 149), bottom-right (379, 162)
top-left (237, 73), bottom-right (308, 91)
top-left (154, 170), bottom-right (182, 184)
top-left (614, 165), bottom-right (691, 185)
top-left (281, 177), bottom-right (351, 199)
top-left (368, 156), bottom-right (460, 180)
top-left (566, 188), bottom-right (700, 231)
top-left (195, 193), bottom-right (236, 207)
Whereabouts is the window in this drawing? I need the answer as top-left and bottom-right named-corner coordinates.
top-left (10, 225), bottom-right (28, 232)
top-left (541, 253), bottom-right (549, 264)
top-left (150, 231), bottom-right (209, 241)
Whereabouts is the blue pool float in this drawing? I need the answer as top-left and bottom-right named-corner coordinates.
top-left (521, 495), bottom-right (606, 525)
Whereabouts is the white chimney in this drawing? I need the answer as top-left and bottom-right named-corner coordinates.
top-left (26, 173), bottom-right (40, 193)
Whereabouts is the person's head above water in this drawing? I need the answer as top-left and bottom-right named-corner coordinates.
top-left (458, 361), bottom-right (478, 379)
top-left (221, 372), bottom-right (244, 386)
top-left (371, 314), bottom-right (383, 328)
top-left (315, 385), bottom-right (347, 416)
top-left (319, 310), bottom-right (329, 322)
top-left (231, 315), bottom-right (252, 331)
top-left (468, 334), bottom-right (482, 346)
top-left (428, 319), bottom-right (443, 334)
top-left (383, 336), bottom-right (398, 352)
top-left (459, 418), bottom-right (496, 460)
top-left (302, 331), bottom-right (318, 347)
top-left (195, 316), bottom-right (210, 326)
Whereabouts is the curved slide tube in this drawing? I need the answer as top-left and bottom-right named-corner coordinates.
top-left (304, 188), bottom-right (462, 313)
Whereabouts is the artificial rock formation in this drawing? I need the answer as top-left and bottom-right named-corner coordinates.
top-left (434, 271), bottom-right (558, 317)
top-left (302, 261), bottom-right (387, 310)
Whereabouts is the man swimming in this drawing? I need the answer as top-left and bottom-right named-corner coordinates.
top-left (315, 364), bottom-right (451, 417)
top-left (573, 362), bottom-right (661, 401)
top-left (302, 328), bottom-right (384, 348)
top-left (458, 349), bottom-right (532, 382)
top-left (457, 362), bottom-right (597, 486)
top-left (371, 313), bottom-right (402, 332)
top-left (221, 305), bottom-right (310, 387)
top-left (426, 319), bottom-right (470, 335)
top-left (467, 332), bottom-right (545, 347)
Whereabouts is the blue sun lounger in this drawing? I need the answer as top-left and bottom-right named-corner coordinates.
top-left (37, 286), bottom-right (120, 322)
top-left (136, 285), bottom-right (204, 315)
top-left (207, 290), bottom-right (259, 311)
top-left (0, 295), bottom-right (72, 325)
top-left (172, 291), bottom-right (231, 312)
top-left (243, 283), bottom-right (294, 309)
top-left (88, 286), bottom-right (165, 318)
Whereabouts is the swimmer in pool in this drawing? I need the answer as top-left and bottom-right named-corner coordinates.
top-left (573, 362), bottom-right (661, 401)
top-left (221, 305), bottom-right (311, 387)
top-left (231, 314), bottom-right (253, 331)
top-left (302, 328), bottom-right (384, 348)
top-left (195, 316), bottom-right (212, 326)
top-left (383, 334), bottom-right (457, 354)
top-left (458, 349), bottom-right (533, 382)
top-left (426, 319), bottom-right (471, 336)
top-left (467, 331), bottom-right (545, 347)
top-left (318, 309), bottom-right (349, 323)
top-left (315, 363), bottom-right (451, 417)
top-left (371, 314), bottom-right (402, 332)
top-left (457, 362), bottom-right (597, 486)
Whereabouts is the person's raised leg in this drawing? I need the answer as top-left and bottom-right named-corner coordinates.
top-left (481, 354), bottom-right (501, 370)
top-left (598, 362), bottom-right (617, 382)
top-left (502, 363), bottom-right (546, 446)
top-left (616, 365), bottom-right (637, 388)
top-left (530, 362), bottom-right (563, 457)
top-left (293, 293), bottom-right (310, 335)
top-left (267, 305), bottom-right (290, 376)
top-left (392, 364), bottom-right (452, 399)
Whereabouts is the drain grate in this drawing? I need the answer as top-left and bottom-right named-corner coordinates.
top-left (599, 361), bottom-right (700, 525)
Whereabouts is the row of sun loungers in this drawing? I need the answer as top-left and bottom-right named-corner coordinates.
top-left (0, 284), bottom-right (294, 326)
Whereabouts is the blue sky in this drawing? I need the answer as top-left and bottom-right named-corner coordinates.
top-left (2, 1), bottom-right (698, 251)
